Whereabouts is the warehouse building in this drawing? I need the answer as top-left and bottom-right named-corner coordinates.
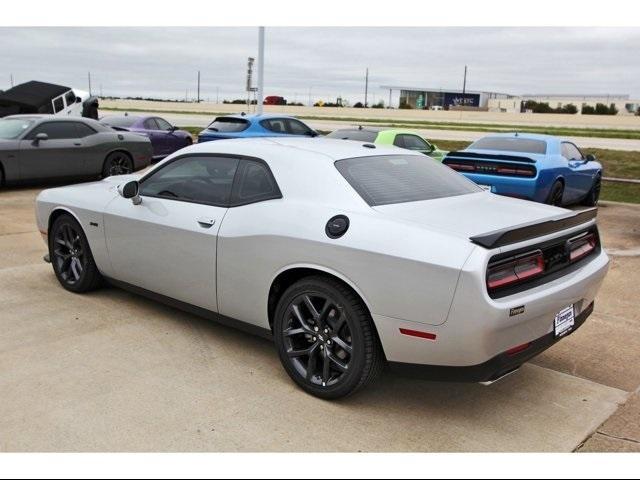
top-left (380, 85), bottom-right (515, 110)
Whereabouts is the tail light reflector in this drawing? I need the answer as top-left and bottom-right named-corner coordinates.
top-left (487, 250), bottom-right (545, 291)
top-left (569, 233), bottom-right (597, 262)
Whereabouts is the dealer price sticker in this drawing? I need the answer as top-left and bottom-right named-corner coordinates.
top-left (554, 304), bottom-right (575, 338)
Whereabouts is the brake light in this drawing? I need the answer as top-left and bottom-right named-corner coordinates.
top-left (487, 250), bottom-right (545, 291)
top-left (496, 166), bottom-right (536, 177)
top-left (446, 162), bottom-right (475, 171)
top-left (569, 233), bottom-right (597, 262)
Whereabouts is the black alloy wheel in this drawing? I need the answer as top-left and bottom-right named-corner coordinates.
top-left (547, 180), bottom-right (564, 206)
top-left (49, 215), bottom-right (102, 293)
top-left (582, 175), bottom-right (601, 206)
top-left (274, 276), bottom-right (384, 399)
top-left (103, 152), bottom-right (133, 177)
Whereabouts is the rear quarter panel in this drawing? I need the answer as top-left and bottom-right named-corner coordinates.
top-left (0, 141), bottom-right (21, 182)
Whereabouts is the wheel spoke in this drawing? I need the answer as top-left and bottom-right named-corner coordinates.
top-left (287, 345), bottom-right (315, 358)
top-left (305, 345), bottom-right (319, 381)
top-left (331, 335), bottom-right (352, 355)
top-left (327, 351), bottom-right (349, 373)
top-left (70, 258), bottom-right (81, 281)
top-left (303, 295), bottom-right (320, 320)
top-left (284, 327), bottom-right (307, 337)
top-left (291, 304), bottom-right (314, 333)
top-left (322, 351), bottom-right (331, 385)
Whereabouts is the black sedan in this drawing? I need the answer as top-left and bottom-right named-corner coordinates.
top-left (0, 115), bottom-right (152, 186)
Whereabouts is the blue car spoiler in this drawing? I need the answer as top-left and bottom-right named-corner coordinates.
top-left (470, 208), bottom-right (598, 248)
top-left (445, 151), bottom-right (537, 163)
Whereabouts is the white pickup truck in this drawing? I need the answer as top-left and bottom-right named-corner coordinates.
top-left (0, 80), bottom-right (99, 119)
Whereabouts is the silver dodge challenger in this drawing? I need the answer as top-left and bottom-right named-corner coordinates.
top-left (35, 137), bottom-right (609, 399)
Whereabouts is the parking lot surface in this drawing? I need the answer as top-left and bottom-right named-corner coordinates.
top-left (1, 187), bottom-right (639, 452)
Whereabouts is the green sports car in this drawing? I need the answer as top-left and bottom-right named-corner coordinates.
top-left (326, 126), bottom-right (447, 161)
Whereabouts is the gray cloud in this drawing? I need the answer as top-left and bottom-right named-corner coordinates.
top-left (1, 27), bottom-right (638, 103)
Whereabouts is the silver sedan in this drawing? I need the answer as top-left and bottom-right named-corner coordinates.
top-left (35, 137), bottom-right (609, 399)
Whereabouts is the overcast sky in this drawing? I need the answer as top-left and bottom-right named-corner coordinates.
top-left (1, 27), bottom-right (638, 104)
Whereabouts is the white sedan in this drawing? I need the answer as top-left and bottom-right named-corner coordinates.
top-left (35, 137), bottom-right (609, 399)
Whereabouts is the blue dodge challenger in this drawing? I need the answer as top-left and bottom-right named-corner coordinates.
top-left (443, 133), bottom-right (603, 206)
top-left (198, 113), bottom-right (318, 143)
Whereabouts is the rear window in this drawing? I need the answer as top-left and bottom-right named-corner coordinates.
top-left (335, 155), bottom-right (480, 206)
top-left (469, 137), bottom-right (547, 154)
top-left (326, 129), bottom-right (378, 143)
top-left (208, 117), bottom-right (249, 132)
top-left (101, 116), bottom-right (138, 128)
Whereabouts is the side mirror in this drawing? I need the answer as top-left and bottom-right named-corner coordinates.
top-left (307, 130), bottom-right (319, 137)
top-left (585, 154), bottom-right (597, 162)
top-left (34, 132), bottom-right (48, 144)
top-left (76, 97), bottom-right (82, 103)
top-left (117, 180), bottom-right (142, 205)
top-left (169, 126), bottom-right (179, 132)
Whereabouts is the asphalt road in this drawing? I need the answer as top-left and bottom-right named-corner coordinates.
top-left (100, 109), bottom-right (640, 152)
top-left (1, 187), bottom-right (639, 452)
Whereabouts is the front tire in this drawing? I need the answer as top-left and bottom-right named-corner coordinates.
top-left (102, 151), bottom-right (133, 178)
top-left (49, 214), bottom-right (103, 293)
top-left (546, 180), bottom-right (564, 206)
top-left (274, 276), bottom-right (384, 399)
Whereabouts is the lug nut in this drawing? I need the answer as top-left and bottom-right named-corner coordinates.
top-left (324, 329), bottom-right (329, 334)
top-left (314, 326), bottom-right (319, 332)
top-left (312, 336), bottom-right (316, 341)
top-left (326, 340), bottom-right (331, 345)
top-left (320, 345), bottom-right (324, 350)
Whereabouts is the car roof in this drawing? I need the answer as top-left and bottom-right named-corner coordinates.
top-left (217, 113), bottom-right (301, 121)
top-left (475, 132), bottom-right (558, 143)
top-left (4, 114), bottom-right (82, 122)
top-left (180, 136), bottom-right (413, 162)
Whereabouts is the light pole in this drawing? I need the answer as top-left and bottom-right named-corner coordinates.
top-left (257, 27), bottom-right (265, 115)
top-left (364, 68), bottom-right (369, 108)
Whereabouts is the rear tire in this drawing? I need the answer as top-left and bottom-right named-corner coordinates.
top-left (49, 214), bottom-right (103, 293)
top-left (581, 175), bottom-right (601, 207)
top-left (274, 275), bottom-right (384, 400)
top-left (546, 180), bottom-right (564, 206)
top-left (102, 151), bottom-right (133, 178)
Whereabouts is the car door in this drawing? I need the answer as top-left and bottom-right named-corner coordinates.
top-left (142, 117), bottom-right (165, 157)
top-left (18, 121), bottom-right (86, 180)
top-left (103, 154), bottom-right (239, 312)
top-left (154, 117), bottom-right (180, 154)
top-left (561, 142), bottom-right (592, 202)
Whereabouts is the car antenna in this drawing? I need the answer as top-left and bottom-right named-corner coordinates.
top-left (358, 125), bottom-right (363, 130)
top-left (241, 111), bottom-right (246, 116)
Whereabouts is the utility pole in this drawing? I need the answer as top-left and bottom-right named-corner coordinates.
top-left (364, 68), bottom-right (369, 108)
top-left (216, 86), bottom-right (219, 104)
top-left (257, 26), bottom-right (265, 115)
top-left (388, 88), bottom-right (392, 109)
top-left (88, 72), bottom-right (92, 96)
top-left (10, 74), bottom-right (14, 87)
top-left (197, 71), bottom-right (201, 103)
top-left (462, 65), bottom-right (467, 98)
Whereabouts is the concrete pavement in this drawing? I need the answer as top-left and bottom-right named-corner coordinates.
top-left (0, 188), bottom-right (639, 451)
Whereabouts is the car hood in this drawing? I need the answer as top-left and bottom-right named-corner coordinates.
top-left (373, 191), bottom-right (567, 241)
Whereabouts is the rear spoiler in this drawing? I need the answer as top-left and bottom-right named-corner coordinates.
top-left (445, 151), bottom-right (536, 163)
top-left (470, 208), bottom-right (598, 248)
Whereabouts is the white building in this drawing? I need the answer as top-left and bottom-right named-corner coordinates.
top-left (489, 94), bottom-right (640, 115)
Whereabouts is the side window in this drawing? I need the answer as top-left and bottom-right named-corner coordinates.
top-left (392, 135), bottom-right (405, 148)
top-left (261, 119), bottom-right (287, 134)
top-left (396, 134), bottom-right (429, 150)
top-left (562, 142), bottom-right (583, 160)
top-left (26, 122), bottom-right (79, 140)
top-left (286, 119), bottom-right (311, 135)
top-left (53, 96), bottom-right (65, 113)
top-left (140, 155), bottom-right (239, 206)
top-left (64, 91), bottom-right (76, 107)
top-left (73, 122), bottom-right (97, 138)
top-left (155, 118), bottom-right (173, 131)
top-left (232, 160), bottom-right (282, 205)
top-left (143, 118), bottom-right (160, 130)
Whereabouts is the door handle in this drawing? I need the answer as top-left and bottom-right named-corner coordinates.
top-left (74, 142), bottom-right (82, 146)
top-left (197, 217), bottom-right (216, 228)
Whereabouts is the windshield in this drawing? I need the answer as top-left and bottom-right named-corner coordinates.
top-left (207, 117), bottom-right (249, 132)
top-left (0, 118), bottom-right (34, 139)
top-left (335, 154), bottom-right (480, 206)
top-left (100, 116), bottom-right (139, 128)
top-left (468, 137), bottom-right (547, 154)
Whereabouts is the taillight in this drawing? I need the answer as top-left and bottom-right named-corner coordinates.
top-left (446, 162), bottom-right (475, 171)
top-left (487, 250), bottom-right (545, 291)
top-left (569, 233), bottom-right (597, 262)
top-left (496, 166), bottom-right (536, 177)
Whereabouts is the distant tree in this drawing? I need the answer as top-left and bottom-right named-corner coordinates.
top-left (371, 100), bottom-right (385, 109)
top-left (608, 103), bottom-right (619, 115)
top-left (560, 103), bottom-right (578, 114)
top-left (581, 104), bottom-right (596, 114)
top-left (353, 102), bottom-right (364, 108)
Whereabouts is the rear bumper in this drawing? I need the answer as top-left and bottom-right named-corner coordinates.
top-left (462, 173), bottom-right (547, 202)
top-left (389, 301), bottom-right (593, 382)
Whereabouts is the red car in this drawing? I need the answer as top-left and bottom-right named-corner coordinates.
top-left (264, 96), bottom-right (286, 106)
